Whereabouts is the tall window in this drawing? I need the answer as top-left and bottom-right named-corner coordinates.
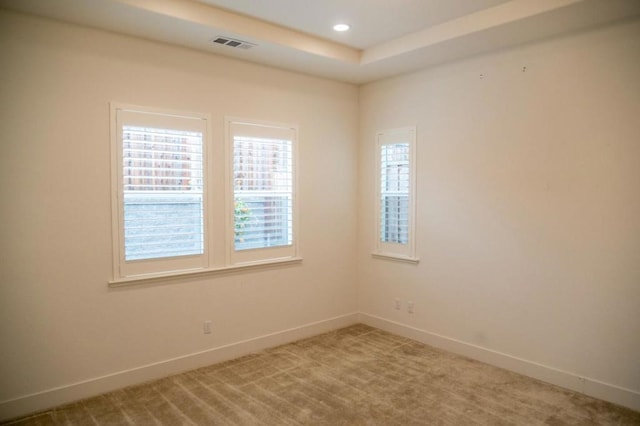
top-left (227, 119), bottom-right (298, 265)
top-left (375, 127), bottom-right (417, 261)
top-left (112, 105), bottom-right (210, 278)
top-left (380, 143), bottom-right (410, 244)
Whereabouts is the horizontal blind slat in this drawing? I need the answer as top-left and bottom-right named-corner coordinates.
top-left (122, 124), bottom-right (204, 261)
top-left (233, 134), bottom-right (293, 251)
top-left (380, 142), bottom-right (410, 245)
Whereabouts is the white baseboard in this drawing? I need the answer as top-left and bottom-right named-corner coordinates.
top-left (359, 313), bottom-right (640, 412)
top-left (0, 313), bottom-right (359, 422)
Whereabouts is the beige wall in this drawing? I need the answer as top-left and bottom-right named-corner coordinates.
top-left (359, 18), bottom-right (640, 398)
top-left (1, 6), bottom-right (639, 417)
top-left (0, 10), bottom-right (358, 408)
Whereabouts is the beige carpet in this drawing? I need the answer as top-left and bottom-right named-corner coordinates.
top-left (4, 324), bottom-right (639, 425)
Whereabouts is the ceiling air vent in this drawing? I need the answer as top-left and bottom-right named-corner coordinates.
top-left (211, 36), bottom-right (256, 50)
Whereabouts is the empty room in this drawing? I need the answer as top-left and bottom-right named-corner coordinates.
top-left (1, 0), bottom-right (639, 424)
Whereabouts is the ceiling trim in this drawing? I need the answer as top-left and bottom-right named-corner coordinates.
top-left (361, 0), bottom-right (581, 64)
top-left (115, 0), bottom-right (361, 64)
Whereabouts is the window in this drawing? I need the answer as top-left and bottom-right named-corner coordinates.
top-left (110, 106), bottom-right (301, 284)
top-left (374, 126), bottom-right (417, 262)
top-left (111, 104), bottom-right (210, 279)
top-left (227, 118), bottom-right (298, 265)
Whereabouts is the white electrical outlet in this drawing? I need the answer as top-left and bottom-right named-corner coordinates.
top-left (203, 320), bottom-right (212, 334)
top-left (395, 298), bottom-right (401, 310)
top-left (407, 301), bottom-right (414, 314)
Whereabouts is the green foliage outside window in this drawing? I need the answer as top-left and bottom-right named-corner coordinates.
top-left (234, 199), bottom-right (251, 242)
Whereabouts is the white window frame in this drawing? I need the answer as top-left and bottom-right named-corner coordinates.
top-left (110, 103), bottom-right (211, 280)
top-left (225, 117), bottom-right (299, 266)
top-left (373, 126), bottom-right (418, 263)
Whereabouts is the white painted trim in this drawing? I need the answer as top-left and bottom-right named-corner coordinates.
top-left (108, 257), bottom-right (303, 287)
top-left (0, 313), bottom-right (359, 422)
top-left (109, 102), bottom-right (213, 280)
top-left (358, 313), bottom-right (640, 412)
top-left (224, 117), bottom-right (300, 266)
top-left (374, 126), bottom-right (417, 259)
top-left (371, 252), bottom-right (419, 264)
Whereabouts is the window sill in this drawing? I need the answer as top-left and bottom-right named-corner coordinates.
top-left (109, 257), bottom-right (303, 287)
top-left (371, 253), bottom-right (419, 264)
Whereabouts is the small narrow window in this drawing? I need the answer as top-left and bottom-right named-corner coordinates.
top-left (374, 127), bottom-right (417, 262)
top-left (380, 143), bottom-right (410, 244)
top-left (227, 118), bottom-right (298, 265)
top-left (111, 104), bottom-right (210, 278)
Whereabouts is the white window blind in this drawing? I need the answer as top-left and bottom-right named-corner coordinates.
top-left (227, 119), bottom-right (298, 265)
top-left (233, 136), bottom-right (293, 250)
top-left (112, 105), bottom-right (210, 279)
top-left (122, 126), bottom-right (204, 260)
top-left (375, 126), bottom-right (417, 261)
top-left (380, 143), bottom-right (409, 244)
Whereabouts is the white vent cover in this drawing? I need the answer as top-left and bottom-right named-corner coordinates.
top-left (211, 36), bottom-right (256, 50)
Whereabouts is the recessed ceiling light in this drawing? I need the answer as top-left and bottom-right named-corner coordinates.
top-left (333, 24), bottom-right (350, 32)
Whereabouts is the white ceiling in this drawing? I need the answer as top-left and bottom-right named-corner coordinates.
top-left (2, 0), bottom-right (639, 84)
top-left (197, 0), bottom-right (512, 49)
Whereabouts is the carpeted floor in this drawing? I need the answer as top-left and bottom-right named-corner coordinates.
top-left (4, 324), bottom-right (640, 425)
